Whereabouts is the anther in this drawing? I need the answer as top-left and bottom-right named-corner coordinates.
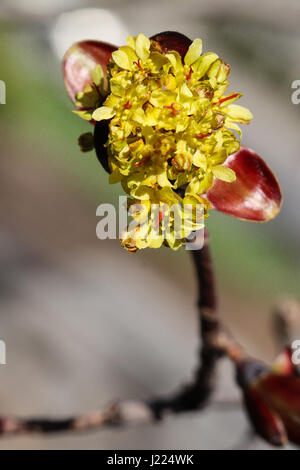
top-left (186, 66), bottom-right (193, 81)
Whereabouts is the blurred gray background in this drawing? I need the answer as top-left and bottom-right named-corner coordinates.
top-left (0, 0), bottom-right (299, 449)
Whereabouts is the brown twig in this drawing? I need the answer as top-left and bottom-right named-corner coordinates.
top-left (150, 230), bottom-right (220, 418)
top-left (0, 402), bottom-right (153, 435)
top-left (0, 230), bottom-right (246, 437)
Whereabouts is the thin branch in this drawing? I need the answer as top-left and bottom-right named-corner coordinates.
top-left (0, 230), bottom-right (246, 437)
top-left (0, 402), bottom-right (154, 436)
top-left (150, 230), bottom-right (220, 418)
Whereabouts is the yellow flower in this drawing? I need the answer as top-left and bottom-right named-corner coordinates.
top-left (72, 34), bottom-right (253, 251)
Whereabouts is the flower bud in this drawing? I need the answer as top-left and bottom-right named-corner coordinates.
top-left (256, 374), bottom-right (300, 446)
top-left (78, 132), bottom-right (94, 153)
top-left (243, 387), bottom-right (287, 446)
top-left (237, 356), bottom-right (300, 446)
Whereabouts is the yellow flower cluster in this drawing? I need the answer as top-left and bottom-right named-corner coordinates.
top-left (76, 34), bottom-right (253, 251)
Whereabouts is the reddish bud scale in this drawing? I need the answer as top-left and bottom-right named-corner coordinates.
top-left (256, 374), bottom-right (300, 446)
top-left (237, 355), bottom-right (300, 447)
top-left (207, 147), bottom-right (282, 222)
top-left (257, 375), bottom-right (300, 417)
top-left (63, 40), bottom-right (116, 103)
top-left (150, 31), bottom-right (192, 58)
top-left (243, 388), bottom-right (287, 447)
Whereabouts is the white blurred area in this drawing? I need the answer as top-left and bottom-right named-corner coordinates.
top-left (50, 8), bottom-right (129, 59)
top-left (1, 0), bottom-right (81, 18)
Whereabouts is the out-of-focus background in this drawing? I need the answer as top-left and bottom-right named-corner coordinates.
top-left (0, 0), bottom-right (299, 450)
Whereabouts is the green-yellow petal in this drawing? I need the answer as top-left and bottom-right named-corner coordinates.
top-left (224, 104), bottom-right (253, 124)
top-left (166, 52), bottom-right (182, 73)
top-left (212, 165), bottom-right (236, 182)
top-left (186, 173), bottom-right (214, 196)
top-left (112, 49), bottom-right (133, 70)
top-left (72, 109), bottom-right (92, 121)
top-left (92, 106), bottom-right (115, 121)
top-left (184, 39), bottom-right (203, 66)
top-left (192, 150), bottom-right (207, 170)
top-left (92, 64), bottom-right (104, 86)
top-left (193, 52), bottom-right (218, 77)
top-left (224, 118), bottom-right (242, 137)
top-left (135, 33), bottom-right (150, 62)
top-left (126, 35), bottom-right (135, 49)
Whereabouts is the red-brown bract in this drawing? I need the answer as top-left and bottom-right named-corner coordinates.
top-left (238, 349), bottom-right (300, 447)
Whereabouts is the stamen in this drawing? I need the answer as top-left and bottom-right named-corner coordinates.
top-left (186, 66), bottom-right (193, 81)
top-left (196, 132), bottom-right (212, 139)
top-left (163, 103), bottom-right (179, 116)
top-left (133, 59), bottom-right (143, 70)
top-left (159, 210), bottom-right (164, 224)
top-left (154, 209), bottom-right (164, 228)
top-left (124, 100), bottom-right (132, 109)
top-left (217, 93), bottom-right (240, 106)
top-left (134, 156), bottom-right (150, 167)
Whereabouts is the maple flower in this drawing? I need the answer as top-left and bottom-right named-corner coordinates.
top-left (63, 31), bottom-right (282, 252)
